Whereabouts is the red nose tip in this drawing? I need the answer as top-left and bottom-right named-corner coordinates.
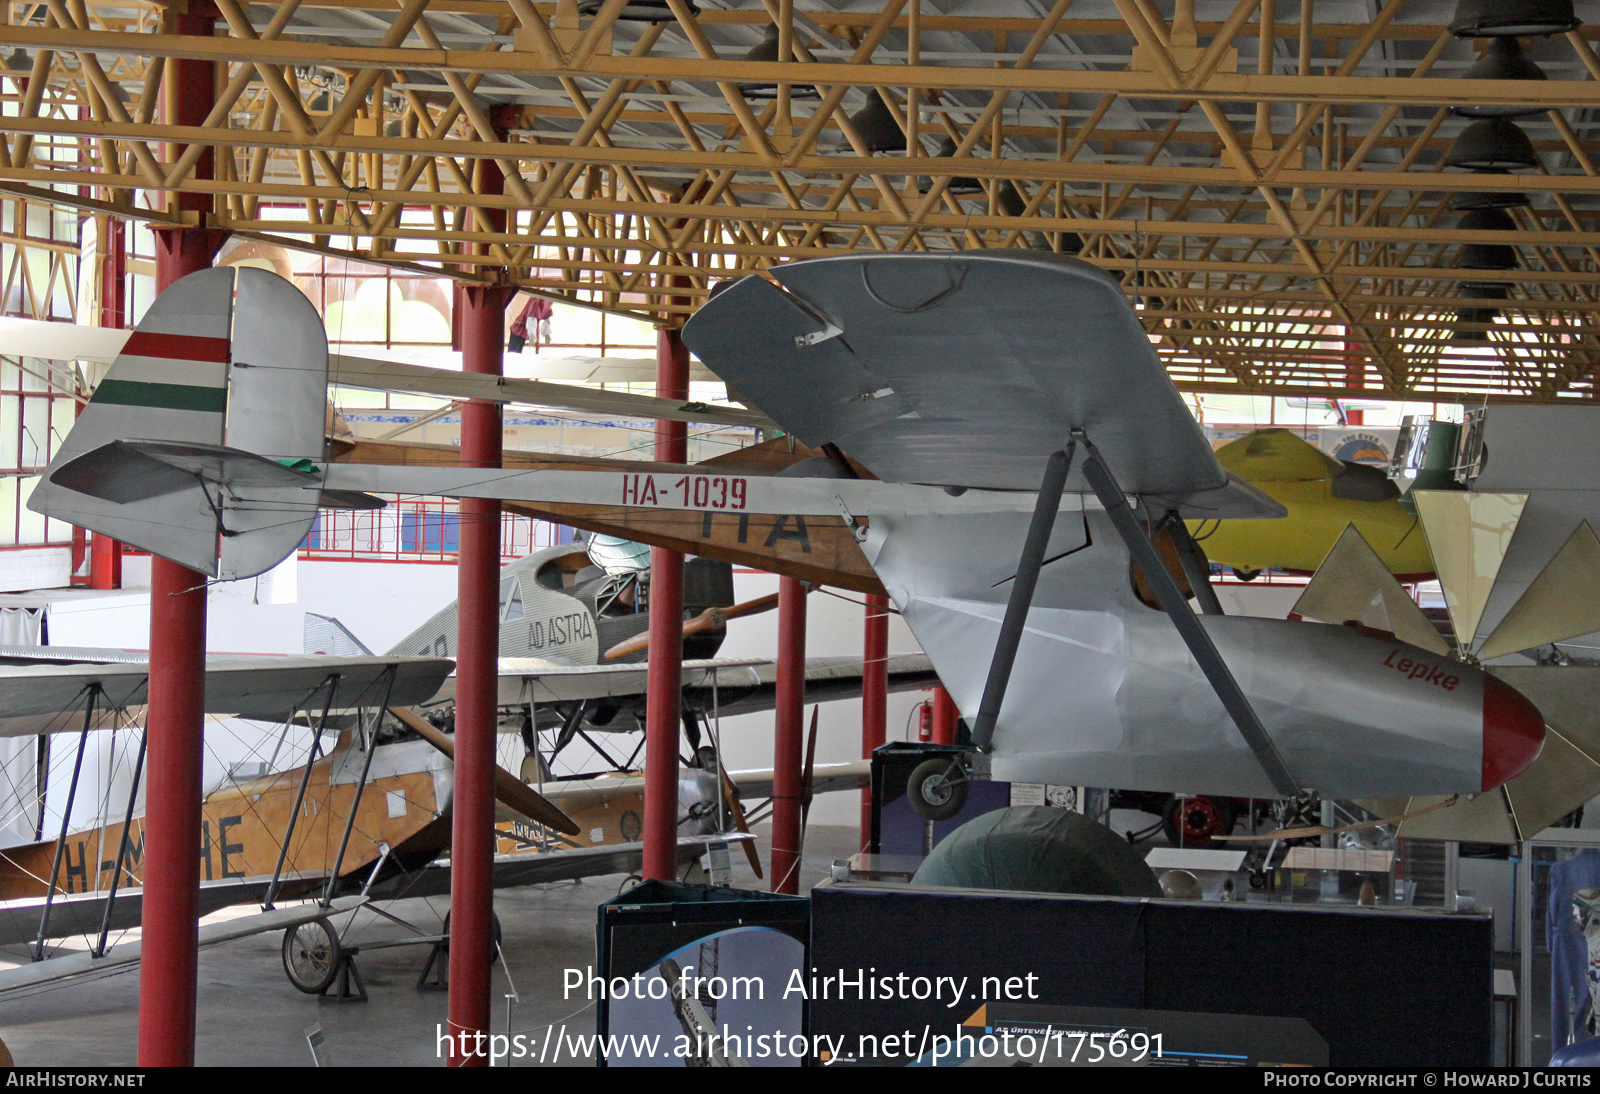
top-left (1482, 674), bottom-right (1545, 791)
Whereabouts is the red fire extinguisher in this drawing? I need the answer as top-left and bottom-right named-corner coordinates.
top-left (917, 701), bottom-right (934, 742)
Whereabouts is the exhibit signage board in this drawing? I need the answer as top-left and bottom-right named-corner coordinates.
top-left (807, 881), bottom-right (1492, 1067)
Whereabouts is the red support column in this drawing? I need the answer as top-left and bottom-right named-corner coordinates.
top-left (447, 284), bottom-right (513, 1067)
top-left (138, 4), bottom-right (223, 1066)
top-left (90, 216), bottom-right (126, 590)
top-left (932, 686), bottom-right (959, 745)
top-left (771, 575), bottom-right (807, 894)
top-left (861, 594), bottom-right (889, 851)
top-left (445, 106), bottom-right (516, 1068)
top-left (642, 327), bottom-right (689, 881)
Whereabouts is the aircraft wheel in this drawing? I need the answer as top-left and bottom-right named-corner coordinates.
top-left (1233, 568), bottom-right (1260, 582)
top-left (907, 758), bottom-right (968, 821)
top-left (441, 910), bottom-right (503, 964)
top-left (1161, 795), bottom-right (1236, 848)
top-left (282, 917), bottom-right (341, 995)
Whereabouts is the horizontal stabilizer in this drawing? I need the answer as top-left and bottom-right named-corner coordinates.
top-left (318, 488), bottom-right (385, 511)
top-left (50, 440), bottom-right (318, 504)
top-left (30, 266), bottom-right (329, 580)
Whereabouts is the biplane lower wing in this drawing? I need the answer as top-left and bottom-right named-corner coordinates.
top-left (0, 893), bottom-right (369, 992)
top-left (420, 653), bottom-right (938, 713)
top-left (367, 833), bottom-right (754, 900)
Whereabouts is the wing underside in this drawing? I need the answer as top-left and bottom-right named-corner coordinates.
top-left (683, 251), bottom-right (1228, 497)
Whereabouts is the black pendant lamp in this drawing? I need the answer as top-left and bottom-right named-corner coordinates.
top-left (738, 25), bottom-right (820, 101)
top-left (1445, 117), bottom-right (1539, 170)
top-left (998, 179), bottom-right (1028, 218)
top-left (1453, 307), bottom-right (1501, 343)
top-left (1448, 0), bottom-right (1579, 37)
top-left (920, 138), bottom-right (985, 195)
top-left (1450, 172), bottom-right (1531, 210)
top-left (848, 93), bottom-right (906, 153)
top-left (576, 0), bottom-right (693, 22)
top-left (1455, 207), bottom-right (1519, 270)
top-left (1461, 281), bottom-right (1512, 301)
top-left (1453, 282), bottom-right (1508, 344)
top-left (1452, 37), bottom-right (1549, 117)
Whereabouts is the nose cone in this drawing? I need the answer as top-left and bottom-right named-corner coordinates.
top-left (1482, 674), bottom-right (1545, 791)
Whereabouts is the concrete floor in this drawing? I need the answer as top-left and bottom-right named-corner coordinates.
top-left (0, 823), bottom-right (860, 1067)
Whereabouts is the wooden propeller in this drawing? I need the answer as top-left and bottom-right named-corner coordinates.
top-left (387, 706), bottom-right (582, 835)
top-left (602, 592), bottom-right (783, 660)
top-left (796, 706), bottom-right (821, 861)
top-left (716, 765), bottom-right (764, 879)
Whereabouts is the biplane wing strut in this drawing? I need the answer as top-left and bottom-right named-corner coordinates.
top-left (969, 434), bottom-right (1302, 800)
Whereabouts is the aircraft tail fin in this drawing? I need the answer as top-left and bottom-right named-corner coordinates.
top-left (29, 267), bottom-right (329, 579)
top-left (303, 613), bottom-right (374, 657)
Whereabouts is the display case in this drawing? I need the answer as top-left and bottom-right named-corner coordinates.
top-left (1514, 828), bottom-right (1600, 1065)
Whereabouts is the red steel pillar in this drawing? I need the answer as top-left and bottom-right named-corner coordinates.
top-left (446, 108), bottom-right (516, 1068)
top-left (771, 576), bottom-right (807, 894)
top-left (91, 216), bottom-right (126, 590)
top-left (447, 284), bottom-right (513, 1066)
top-left (861, 594), bottom-right (889, 850)
top-left (642, 327), bottom-right (689, 881)
top-left (138, 4), bottom-right (223, 1067)
top-left (932, 686), bottom-right (959, 745)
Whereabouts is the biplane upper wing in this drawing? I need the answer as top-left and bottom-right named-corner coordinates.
top-left (0, 654), bottom-right (454, 735)
top-left (682, 249), bottom-right (1278, 517)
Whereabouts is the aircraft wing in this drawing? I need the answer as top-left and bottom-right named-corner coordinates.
top-left (365, 834), bottom-right (753, 899)
top-left (330, 353), bottom-right (775, 430)
top-left (0, 654), bottom-right (454, 736)
top-left (0, 895), bottom-right (370, 995)
top-left (724, 759), bottom-right (872, 800)
top-left (420, 653), bottom-right (938, 718)
top-left (682, 251), bottom-right (1235, 500)
top-left (0, 316), bottom-right (130, 364)
top-left (0, 317), bottom-right (772, 431)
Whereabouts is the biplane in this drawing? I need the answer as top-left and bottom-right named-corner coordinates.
top-left (23, 254), bottom-right (1554, 855)
top-left (0, 655), bottom-right (867, 996)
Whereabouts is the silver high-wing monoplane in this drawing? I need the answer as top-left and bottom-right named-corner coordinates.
top-left (28, 255), bottom-right (1548, 802)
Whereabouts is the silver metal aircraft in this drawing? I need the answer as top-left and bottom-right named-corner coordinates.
top-left (28, 255), bottom-right (1549, 803)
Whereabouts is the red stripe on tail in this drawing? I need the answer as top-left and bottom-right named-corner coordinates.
top-left (121, 330), bottom-right (230, 364)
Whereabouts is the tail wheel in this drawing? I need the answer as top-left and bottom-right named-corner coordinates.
top-left (907, 758), bottom-right (968, 821)
top-left (282, 917), bottom-right (341, 995)
top-left (1161, 795), bottom-right (1237, 848)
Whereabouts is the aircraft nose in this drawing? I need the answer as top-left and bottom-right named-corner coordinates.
top-left (1482, 674), bottom-right (1545, 791)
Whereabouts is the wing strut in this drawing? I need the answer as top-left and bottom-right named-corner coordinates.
top-left (321, 667), bottom-right (399, 906)
top-left (970, 445), bottom-right (1076, 751)
top-left (1162, 513), bottom-right (1226, 616)
top-left (92, 724), bottom-right (147, 958)
top-left (263, 674), bottom-right (342, 911)
top-left (35, 684), bottom-right (99, 959)
top-left (1078, 433), bottom-right (1303, 799)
